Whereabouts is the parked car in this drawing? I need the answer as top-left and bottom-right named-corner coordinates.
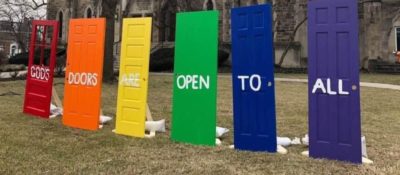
top-left (8, 48), bottom-right (66, 76)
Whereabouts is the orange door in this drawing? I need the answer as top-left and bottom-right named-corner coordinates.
top-left (63, 18), bottom-right (105, 131)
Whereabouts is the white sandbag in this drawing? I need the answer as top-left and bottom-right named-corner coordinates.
top-left (216, 127), bottom-right (229, 138)
top-left (277, 145), bottom-right (288, 154)
top-left (50, 104), bottom-right (57, 111)
top-left (216, 138), bottom-right (222, 146)
top-left (100, 115), bottom-right (112, 124)
top-left (362, 136), bottom-right (368, 158)
top-left (291, 137), bottom-right (301, 145)
top-left (301, 150), bottom-right (309, 157)
top-left (302, 134), bottom-right (309, 145)
top-left (145, 119), bottom-right (166, 132)
top-left (49, 103), bottom-right (63, 118)
top-left (277, 137), bottom-right (292, 146)
top-left (362, 157), bottom-right (373, 164)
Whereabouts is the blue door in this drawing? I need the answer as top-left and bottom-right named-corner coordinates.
top-left (308, 0), bottom-right (361, 163)
top-left (231, 4), bottom-right (277, 152)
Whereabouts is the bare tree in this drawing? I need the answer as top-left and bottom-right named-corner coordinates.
top-left (277, 17), bottom-right (307, 67)
top-left (176, 0), bottom-right (192, 11)
top-left (0, 0), bottom-right (47, 53)
top-left (100, 0), bottom-right (118, 83)
top-left (5, 0), bottom-right (47, 10)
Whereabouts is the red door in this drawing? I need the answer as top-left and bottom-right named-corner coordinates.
top-left (23, 20), bottom-right (59, 118)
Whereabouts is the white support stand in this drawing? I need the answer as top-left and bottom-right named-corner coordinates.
top-left (49, 87), bottom-right (63, 118)
top-left (52, 87), bottom-right (63, 108)
top-left (144, 104), bottom-right (156, 138)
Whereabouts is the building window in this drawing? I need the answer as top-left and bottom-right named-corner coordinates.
top-left (207, 0), bottom-right (214, 10)
top-left (85, 7), bottom-right (93, 18)
top-left (97, 0), bottom-right (103, 17)
top-left (203, 0), bottom-right (215, 10)
top-left (159, 11), bottom-right (176, 42)
top-left (10, 44), bottom-right (17, 57)
top-left (0, 45), bottom-right (4, 52)
top-left (57, 11), bottom-right (63, 39)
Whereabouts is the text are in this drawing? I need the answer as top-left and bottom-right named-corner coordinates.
top-left (120, 73), bottom-right (141, 87)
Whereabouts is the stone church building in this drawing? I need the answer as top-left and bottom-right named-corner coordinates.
top-left (47, 0), bottom-right (400, 71)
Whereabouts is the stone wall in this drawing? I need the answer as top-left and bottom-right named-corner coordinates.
top-left (47, 0), bottom-right (103, 44)
top-left (47, 0), bottom-right (400, 69)
top-left (359, 0), bottom-right (400, 67)
top-left (0, 32), bottom-right (18, 58)
top-left (272, 0), bottom-right (308, 67)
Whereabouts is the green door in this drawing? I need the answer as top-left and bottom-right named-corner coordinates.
top-left (171, 11), bottom-right (219, 146)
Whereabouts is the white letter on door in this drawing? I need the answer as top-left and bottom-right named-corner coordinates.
top-left (326, 78), bottom-right (337, 95)
top-left (338, 79), bottom-right (350, 95)
top-left (238, 75), bottom-right (249, 91)
top-left (249, 74), bottom-right (261, 92)
top-left (312, 78), bottom-right (327, 94)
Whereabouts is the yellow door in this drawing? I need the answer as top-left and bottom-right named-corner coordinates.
top-left (115, 18), bottom-right (152, 137)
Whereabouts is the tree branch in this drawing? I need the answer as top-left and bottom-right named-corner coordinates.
top-left (277, 17), bottom-right (307, 67)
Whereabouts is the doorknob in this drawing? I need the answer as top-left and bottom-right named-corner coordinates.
top-left (352, 85), bottom-right (357, 91)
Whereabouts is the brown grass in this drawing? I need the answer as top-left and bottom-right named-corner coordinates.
top-left (0, 73), bottom-right (399, 174)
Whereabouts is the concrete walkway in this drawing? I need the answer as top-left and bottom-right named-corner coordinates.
top-left (151, 72), bottom-right (400, 91)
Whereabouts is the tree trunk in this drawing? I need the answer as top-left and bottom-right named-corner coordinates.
top-left (103, 16), bottom-right (115, 83)
top-left (101, 0), bottom-right (118, 83)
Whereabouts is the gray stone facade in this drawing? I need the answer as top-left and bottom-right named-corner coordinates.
top-left (47, 0), bottom-right (400, 69)
top-left (0, 21), bottom-right (30, 59)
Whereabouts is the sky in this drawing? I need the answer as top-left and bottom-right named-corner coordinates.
top-left (0, 0), bottom-right (47, 21)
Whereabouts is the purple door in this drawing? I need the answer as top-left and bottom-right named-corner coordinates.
top-left (308, 0), bottom-right (361, 163)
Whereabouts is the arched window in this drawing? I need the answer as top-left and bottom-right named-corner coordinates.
top-left (85, 7), bottom-right (93, 18)
top-left (207, 0), bottom-right (214, 10)
top-left (10, 44), bottom-right (17, 57)
top-left (97, 0), bottom-right (103, 17)
top-left (57, 10), bottom-right (63, 38)
top-left (159, 3), bottom-right (176, 42)
top-left (203, 0), bottom-right (216, 10)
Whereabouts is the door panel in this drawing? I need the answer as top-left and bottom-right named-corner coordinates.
top-left (115, 18), bottom-right (152, 137)
top-left (23, 20), bottom-right (59, 118)
top-left (171, 11), bottom-right (219, 146)
top-left (308, 0), bottom-right (361, 163)
top-left (63, 18), bottom-right (106, 131)
top-left (231, 4), bottom-right (277, 152)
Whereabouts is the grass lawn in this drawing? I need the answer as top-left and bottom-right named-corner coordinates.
top-left (0, 73), bottom-right (399, 174)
